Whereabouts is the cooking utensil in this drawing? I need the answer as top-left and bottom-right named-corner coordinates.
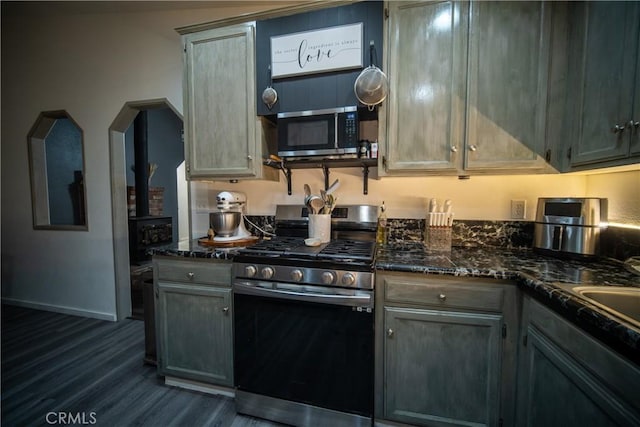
top-left (326, 179), bottom-right (340, 195)
top-left (324, 194), bottom-right (337, 214)
top-left (261, 65), bottom-right (278, 110)
top-left (304, 184), bottom-right (312, 207)
top-left (308, 196), bottom-right (325, 215)
top-left (354, 41), bottom-right (388, 111)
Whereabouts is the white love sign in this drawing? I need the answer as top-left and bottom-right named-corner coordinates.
top-left (270, 23), bottom-right (363, 78)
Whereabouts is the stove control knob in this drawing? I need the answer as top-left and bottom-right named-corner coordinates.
top-left (244, 265), bottom-right (257, 278)
top-left (261, 266), bottom-right (275, 279)
top-left (291, 269), bottom-right (303, 282)
top-left (342, 273), bottom-right (356, 286)
top-left (321, 271), bottom-right (335, 285)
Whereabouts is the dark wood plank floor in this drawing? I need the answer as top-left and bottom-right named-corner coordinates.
top-left (1, 304), bottom-right (283, 427)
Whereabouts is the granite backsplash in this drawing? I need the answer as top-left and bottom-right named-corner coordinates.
top-left (244, 215), bottom-right (639, 261)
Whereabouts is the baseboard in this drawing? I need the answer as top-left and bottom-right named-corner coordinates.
top-left (1, 298), bottom-right (117, 321)
top-left (165, 376), bottom-right (235, 398)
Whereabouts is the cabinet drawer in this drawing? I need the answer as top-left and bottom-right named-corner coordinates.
top-left (154, 257), bottom-right (231, 287)
top-left (383, 275), bottom-right (504, 312)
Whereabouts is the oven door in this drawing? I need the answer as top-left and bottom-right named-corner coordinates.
top-left (233, 280), bottom-right (374, 417)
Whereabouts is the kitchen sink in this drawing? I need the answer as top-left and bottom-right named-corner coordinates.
top-left (554, 284), bottom-right (640, 329)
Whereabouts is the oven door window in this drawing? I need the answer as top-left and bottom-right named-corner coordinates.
top-left (233, 293), bottom-right (373, 416)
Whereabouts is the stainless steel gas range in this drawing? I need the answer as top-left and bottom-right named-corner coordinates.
top-left (232, 205), bottom-right (377, 427)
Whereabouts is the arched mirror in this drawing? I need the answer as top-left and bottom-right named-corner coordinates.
top-left (28, 110), bottom-right (88, 230)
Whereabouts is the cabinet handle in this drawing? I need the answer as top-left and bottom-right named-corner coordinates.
top-left (222, 307), bottom-right (229, 315)
top-left (611, 124), bottom-right (626, 134)
top-left (247, 155), bottom-right (253, 161)
top-left (450, 145), bottom-right (458, 153)
top-left (387, 328), bottom-right (394, 338)
top-left (438, 293), bottom-right (447, 302)
top-left (468, 144), bottom-right (478, 152)
top-left (629, 120), bottom-right (640, 131)
top-left (187, 272), bottom-right (195, 279)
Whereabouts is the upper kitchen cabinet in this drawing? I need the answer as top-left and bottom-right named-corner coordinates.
top-left (565, 2), bottom-right (640, 170)
top-left (181, 23), bottom-right (277, 181)
top-left (381, 1), bottom-right (551, 175)
top-left (464, 1), bottom-right (549, 172)
top-left (382, 1), bottom-right (468, 173)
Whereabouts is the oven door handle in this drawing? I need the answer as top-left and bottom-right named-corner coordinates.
top-left (233, 281), bottom-right (373, 309)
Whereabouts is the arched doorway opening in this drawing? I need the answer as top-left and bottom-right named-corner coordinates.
top-left (109, 99), bottom-right (187, 321)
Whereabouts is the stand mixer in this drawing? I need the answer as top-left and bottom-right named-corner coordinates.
top-left (210, 191), bottom-right (252, 241)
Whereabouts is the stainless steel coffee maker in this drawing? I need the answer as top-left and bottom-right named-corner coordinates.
top-left (533, 197), bottom-right (608, 259)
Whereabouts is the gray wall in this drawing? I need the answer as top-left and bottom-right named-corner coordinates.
top-left (1, 1), bottom-right (284, 320)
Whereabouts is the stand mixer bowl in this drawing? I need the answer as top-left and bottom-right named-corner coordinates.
top-left (210, 211), bottom-right (241, 237)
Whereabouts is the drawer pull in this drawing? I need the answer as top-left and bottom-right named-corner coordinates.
top-left (387, 328), bottom-right (394, 338)
top-left (187, 272), bottom-right (195, 279)
top-left (438, 293), bottom-right (447, 302)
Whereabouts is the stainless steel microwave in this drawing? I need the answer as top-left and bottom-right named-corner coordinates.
top-left (277, 107), bottom-right (359, 158)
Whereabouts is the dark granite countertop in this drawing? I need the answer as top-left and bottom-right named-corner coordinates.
top-left (150, 239), bottom-right (239, 260)
top-left (151, 239), bottom-right (639, 363)
top-left (376, 242), bottom-right (640, 364)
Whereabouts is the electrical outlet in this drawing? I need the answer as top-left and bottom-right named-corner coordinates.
top-left (511, 200), bottom-right (526, 219)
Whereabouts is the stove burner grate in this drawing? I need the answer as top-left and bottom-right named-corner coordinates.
top-left (238, 237), bottom-right (376, 264)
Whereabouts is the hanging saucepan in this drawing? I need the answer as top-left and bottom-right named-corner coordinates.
top-left (354, 41), bottom-right (388, 111)
top-left (261, 64), bottom-right (278, 110)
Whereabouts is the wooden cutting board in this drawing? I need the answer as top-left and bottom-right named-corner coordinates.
top-left (197, 236), bottom-right (259, 248)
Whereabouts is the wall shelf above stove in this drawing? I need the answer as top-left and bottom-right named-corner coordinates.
top-left (263, 157), bottom-right (377, 195)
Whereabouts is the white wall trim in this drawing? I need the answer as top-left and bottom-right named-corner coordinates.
top-left (2, 297), bottom-right (117, 322)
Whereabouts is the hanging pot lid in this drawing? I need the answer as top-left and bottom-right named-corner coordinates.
top-left (354, 41), bottom-right (388, 110)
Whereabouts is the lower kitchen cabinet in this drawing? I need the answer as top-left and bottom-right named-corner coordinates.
top-left (153, 256), bottom-right (233, 387)
top-left (516, 296), bottom-right (640, 426)
top-left (375, 272), bottom-right (519, 427)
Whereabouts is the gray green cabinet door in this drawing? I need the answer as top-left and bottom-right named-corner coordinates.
top-left (516, 298), bottom-right (640, 426)
top-left (630, 40), bottom-right (640, 157)
top-left (384, 306), bottom-right (503, 426)
top-left (157, 282), bottom-right (233, 386)
top-left (568, 2), bottom-right (640, 166)
top-left (183, 23), bottom-right (258, 178)
top-left (465, 1), bottom-right (549, 171)
top-left (384, 1), bottom-right (550, 175)
top-left (383, 1), bottom-right (468, 173)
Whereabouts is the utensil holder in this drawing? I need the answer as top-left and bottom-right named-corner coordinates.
top-left (424, 226), bottom-right (452, 252)
top-left (308, 214), bottom-right (331, 243)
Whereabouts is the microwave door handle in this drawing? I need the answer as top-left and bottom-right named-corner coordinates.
top-left (334, 112), bottom-right (339, 149)
top-left (233, 281), bottom-right (372, 308)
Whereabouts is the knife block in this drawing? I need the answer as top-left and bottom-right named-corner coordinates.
top-left (424, 226), bottom-right (452, 252)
